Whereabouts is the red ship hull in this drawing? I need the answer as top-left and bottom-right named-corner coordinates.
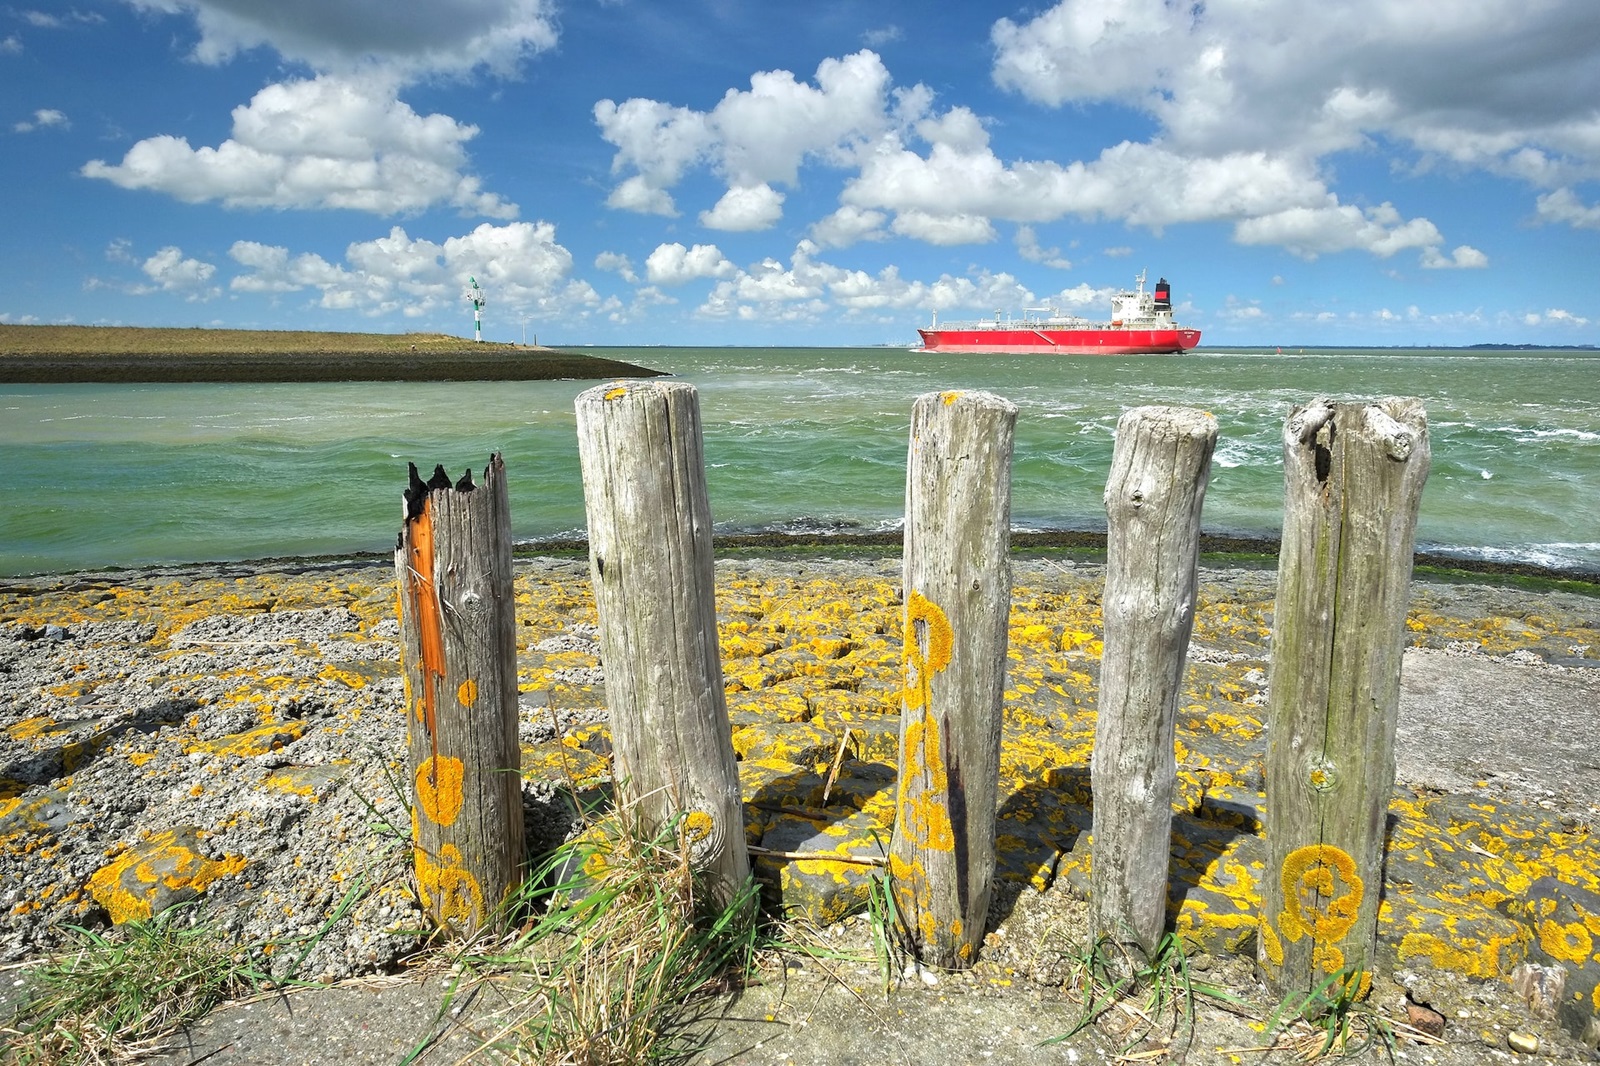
top-left (916, 327), bottom-right (1201, 355)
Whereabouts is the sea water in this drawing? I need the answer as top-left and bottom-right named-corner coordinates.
top-left (2, 347), bottom-right (1597, 577)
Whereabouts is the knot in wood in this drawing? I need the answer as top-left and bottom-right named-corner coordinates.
top-left (457, 588), bottom-right (485, 617)
top-left (1367, 406), bottom-right (1418, 462)
top-left (679, 801), bottom-right (724, 871)
top-left (1288, 401), bottom-right (1335, 445)
top-left (1306, 756), bottom-right (1339, 793)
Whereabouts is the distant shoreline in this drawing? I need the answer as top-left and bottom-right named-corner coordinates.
top-left (0, 324), bottom-right (664, 382)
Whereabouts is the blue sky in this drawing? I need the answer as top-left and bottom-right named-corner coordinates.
top-left (4, 0), bottom-right (1598, 348)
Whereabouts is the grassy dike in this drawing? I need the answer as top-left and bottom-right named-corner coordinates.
top-left (0, 324), bottom-right (664, 382)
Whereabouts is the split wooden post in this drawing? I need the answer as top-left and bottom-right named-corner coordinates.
top-left (573, 380), bottom-right (750, 907)
top-left (1090, 406), bottom-right (1218, 960)
top-left (1258, 398), bottom-right (1429, 998)
top-left (395, 454), bottom-right (525, 934)
top-left (890, 389), bottom-right (1017, 969)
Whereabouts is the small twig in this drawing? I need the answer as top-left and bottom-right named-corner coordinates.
top-left (747, 845), bottom-right (886, 866)
top-left (819, 728), bottom-right (855, 805)
top-left (168, 638), bottom-right (296, 648)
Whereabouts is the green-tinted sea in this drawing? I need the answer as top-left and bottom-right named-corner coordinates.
top-left (2, 347), bottom-right (1596, 576)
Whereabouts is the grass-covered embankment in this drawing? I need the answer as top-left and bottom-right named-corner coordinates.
top-left (0, 325), bottom-right (664, 383)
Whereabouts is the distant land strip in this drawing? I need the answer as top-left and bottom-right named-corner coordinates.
top-left (0, 325), bottom-right (664, 382)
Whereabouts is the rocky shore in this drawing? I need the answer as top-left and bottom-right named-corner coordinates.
top-left (3, 551), bottom-right (1599, 1062)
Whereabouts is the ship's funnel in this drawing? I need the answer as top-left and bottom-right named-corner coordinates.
top-left (1153, 278), bottom-right (1172, 311)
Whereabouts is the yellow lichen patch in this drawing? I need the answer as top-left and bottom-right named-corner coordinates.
top-left (184, 721), bottom-right (306, 758)
top-left (902, 591), bottom-right (953, 710)
top-left (898, 708), bottom-right (955, 854)
top-left (7, 717), bottom-right (59, 742)
top-left (1395, 929), bottom-right (1527, 978)
top-left (1538, 918), bottom-right (1593, 965)
top-left (1276, 844), bottom-right (1365, 976)
top-left (1058, 629), bottom-right (1104, 656)
top-left (86, 829), bottom-right (249, 925)
top-left (415, 755), bottom-right (466, 827)
top-left (681, 809), bottom-right (716, 849)
top-left (414, 842), bottom-right (484, 929)
top-left (603, 385), bottom-right (628, 401)
top-left (522, 742), bottom-right (610, 790)
top-left (456, 679), bottom-right (478, 707)
top-left (318, 664), bottom-right (367, 689)
top-left (1260, 913), bottom-right (1285, 965)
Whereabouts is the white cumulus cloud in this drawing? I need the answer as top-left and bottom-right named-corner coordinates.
top-left (141, 245), bottom-right (219, 300)
top-left (699, 184), bottom-right (785, 231)
top-left (122, 0), bottom-right (557, 80)
top-left (809, 205), bottom-right (887, 248)
top-left (594, 252), bottom-right (638, 284)
top-left (1015, 226), bottom-right (1071, 269)
top-left (1535, 187), bottom-right (1600, 229)
top-left (82, 76), bottom-right (516, 218)
top-left (1233, 203), bottom-right (1442, 260)
top-left (228, 220), bottom-right (583, 316)
top-left (645, 243), bottom-right (736, 286)
top-left (987, 0), bottom-right (1600, 244)
top-left (1421, 245), bottom-right (1489, 269)
top-left (13, 108), bottom-right (69, 132)
top-left (597, 50), bottom-right (918, 229)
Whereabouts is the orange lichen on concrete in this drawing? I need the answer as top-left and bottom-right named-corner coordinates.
top-left (86, 829), bottom-right (248, 925)
top-left (319, 664), bottom-right (368, 689)
top-left (184, 721), bottom-right (306, 758)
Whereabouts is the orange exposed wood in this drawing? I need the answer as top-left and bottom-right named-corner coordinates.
top-left (405, 500), bottom-right (446, 746)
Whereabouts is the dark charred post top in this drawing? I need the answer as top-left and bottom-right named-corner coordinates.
top-left (890, 390), bottom-right (1017, 970)
top-left (573, 380), bottom-right (751, 908)
top-left (1090, 406), bottom-right (1218, 960)
top-left (1258, 399), bottom-right (1429, 999)
top-left (394, 452), bottom-right (524, 934)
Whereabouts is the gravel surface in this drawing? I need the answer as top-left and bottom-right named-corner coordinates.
top-left (2, 552), bottom-right (1597, 1064)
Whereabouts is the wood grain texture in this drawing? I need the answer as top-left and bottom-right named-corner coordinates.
top-left (574, 380), bottom-right (751, 905)
top-left (1258, 398), bottom-right (1430, 996)
top-left (890, 390), bottom-right (1017, 969)
top-left (1090, 406), bottom-right (1218, 958)
top-left (395, 454), bottom-right (524, 934)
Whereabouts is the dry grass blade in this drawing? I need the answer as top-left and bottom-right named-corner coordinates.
top-left (454, 805), bottom-right (759, 1065)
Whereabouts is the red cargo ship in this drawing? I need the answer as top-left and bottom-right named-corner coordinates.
top-left (916, 271), bottom-right (1200, 354)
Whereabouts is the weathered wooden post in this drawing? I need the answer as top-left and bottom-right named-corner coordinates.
top-left (395, 454), bottom-right (525, 933)
top-left (1258, 398), bottom-right (1429, 998)
top-left (890, 389), bottom-right (1016, 969)
top-left (1091, 406), bottom-right (1218, 960)
top-left (573, 380), bottom-right (750, 907)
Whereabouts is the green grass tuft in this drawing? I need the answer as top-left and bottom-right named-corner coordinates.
top-left (2, 906), bottom-right (270, 1065)
top-left (1043, 931), bottom-right (1249, 1056)
top-left (445, 807), bottom-right (761, 1065)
